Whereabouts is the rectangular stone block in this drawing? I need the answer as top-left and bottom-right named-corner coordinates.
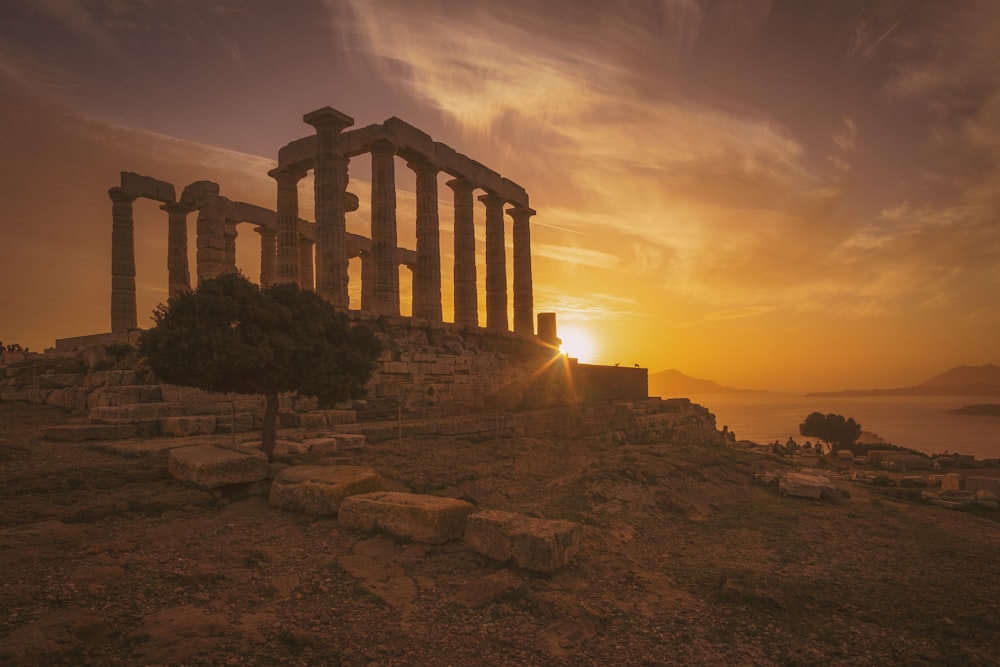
top-left (160, 415), bottom-right (217, 437)
top-left (299, 413), bottom-right (327, 429)
top-left (269, 465), bottom-right (381, 516)
top-left (464, 509), bottom-right (582, 573)
top-left (168, 444), bottom-right (268, 489)
top-left (317, 409), bottom-right (356, 425)
top-left (338, 492), bottom-right (474, 544)
top-left (941, 473), bottom-right (964, 491)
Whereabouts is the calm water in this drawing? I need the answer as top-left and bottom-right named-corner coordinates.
top-left (686, 393), bottom-right (1000, 460)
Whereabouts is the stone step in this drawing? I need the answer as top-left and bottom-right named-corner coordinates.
top-left (168, 444), bottom-right (268, 489)
top-left (338, 492), bottom-right (474, 544)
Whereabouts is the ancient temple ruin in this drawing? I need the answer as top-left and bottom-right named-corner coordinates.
top-left (108, 106), bottom-right (536, 338)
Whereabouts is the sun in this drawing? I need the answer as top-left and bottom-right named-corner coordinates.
top-left (558, 325), bottom-right (597, 363)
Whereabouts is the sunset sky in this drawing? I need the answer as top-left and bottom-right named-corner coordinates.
top-left (1, 1), bottom-right (997, 392)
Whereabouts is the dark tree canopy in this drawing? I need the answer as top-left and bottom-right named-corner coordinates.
top-left (799, 412), bottom-right (862, 451)
top-left (138, 273), bottom-right (381, 458)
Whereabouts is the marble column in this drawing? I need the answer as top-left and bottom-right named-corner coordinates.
top-left (508, 205), bottom-right (536, 336)
top-left (195, 198), bottom-right (226, 283)
top-left (369, 139), bottom-right (399, 315)
top-left (447, 178), bottom-right (477, 327)
top-left (161, 202), bottom-right (191, 298)
top-left (299, 236), bottom-right (315, 291)
top-left (479, 192), bottom-right (508, 332)
top-left (223, 220), bottom-right (239, 274)
top-left (304, 107), bottom-right (354, 308)
top-left (408, 159), bottom-right (442, 322)
top-left (255, 226), bottom-right (277, 286)
top-left (268, 166), bottom-right (305, 285)
top-left (109, 187), bottom-right (138, 333)
top-left (359, 249), bottom-right (373, 312)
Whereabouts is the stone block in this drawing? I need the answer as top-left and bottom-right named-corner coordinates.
top-left (302, 437), bottom-right (339, 455)
top-left (941, 473), bottom-right (964, 492)
top-left (168, 445), bottom-right (267, 489)
top-left (779, 472), bottom-right (839, 500)
top-left (464, 510), bottom-right (582, 573)
top-left (269, 465), bottom-right (381, 515)
top-left (299, 413), bottom-right (327, 429)
top-left (160, 416), bottom-right (217, 437)
top-left (338, 492), bottom-right (474, 544)
top-left (965, 477), bottom-right (1000, 495)
top-left (318, 409), bottom-right (356, 425)
top-left (273, 439), bottom-right (311, 456)
top-left (335, 434), bottom-right (366, 450)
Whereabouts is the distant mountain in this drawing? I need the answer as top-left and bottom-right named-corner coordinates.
top-left (808, 363), bottom-right (1000, 397)
top-left (648, 369), bottom-right (759, 397)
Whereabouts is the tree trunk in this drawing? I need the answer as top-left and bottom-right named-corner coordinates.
top-left (262, 392), bottom-right (279, 461)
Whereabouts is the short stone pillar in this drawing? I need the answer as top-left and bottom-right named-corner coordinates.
top-left (255, 226), bottom-right (277, 286)
top-left (161, 202), bottom-right (191, 297)
top-left (369, 139), bottom-right (399, 316)
top-left (269, 166), bottom-right (306, 285)
top-left (304, 106), bottom-right (354, 309)
top-left (109, 187), bottom-right (138, 332)
top-left (508, 205), bottom-right (535, 336)
top-left (223, 220), bottom-right (239, 274)
top-left (479, 192), bottom-right (508, 331)
top-left (298, 236), bottom-right (315, 291)
top-left (408, 158), bottom-right (443, 322)
top-left (447, 178), bottom-right (478, 327)
top-left (537, 312), bottom-right (558, 346)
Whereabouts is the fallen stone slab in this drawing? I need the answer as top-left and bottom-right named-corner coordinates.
top-left (464, 509), bottom-right (583, 573)
top-left (268, 466), bottom-right (381, 515)
top-left (339, 492), bottom-right (474, 544)
top-left (779, 472), bottom-right (839, 500)
top-left (168, 444), bottom-right (268, 489)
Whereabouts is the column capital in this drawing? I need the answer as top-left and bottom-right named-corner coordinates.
top-left (303, 106), bottom-right (354, 131)
top-left (406, 157), bottom-right (440, 176)
top-left (369, 137), bottom-right (397, 155)
top-left (446, 177), bottom-right (475, 195)
top-left (477, 191), bottom-right (506, 205)
top-left (506, 205), bottom-right (536, 219)
top-left (253, 225), bottom-right (276, 236)
top-left (267, 166), bottom-right (307, 183)
top-left (108, 187), bottom-right (137, 203)
top-left (159, 201), bottom-right (191, 215)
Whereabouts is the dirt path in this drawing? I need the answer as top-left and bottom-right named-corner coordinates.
top-left (1, 402), bottom-right (999, 665)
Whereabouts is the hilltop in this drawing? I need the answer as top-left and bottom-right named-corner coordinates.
top-left (649, 369), bottom-right (759, 397)
top-left (808, 363), bottom-right (1000, 397)
top-left (1, 402), bottom-right (998, 665)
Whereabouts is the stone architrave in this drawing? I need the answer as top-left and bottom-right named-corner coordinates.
top-left (447, 178), bottom-right (478, 327)
top-left (298, 236), bottom-right (315, 291)
top-left (269, 166), bottom-right (305, 285)
top-left (304, 107), bottom-right (354, 308)
top-left (109, 187), bottom-right (138, 332)
top-left (508, 205), bottom-right (535, 336)
top-left (255, 226), bottom-right (277, 286)
top-left (369, 139), bottom-right (399, 315)
top-left (479, 192), bottom-right (508, 331)
top-left (408, 158), bottom-right (443, 322)
top-left (161, 202), bottom-right (191, 297)
top-left (223, 220), bottom-right (239, 274)
top-left (195, 198), bottom-right (227, 283)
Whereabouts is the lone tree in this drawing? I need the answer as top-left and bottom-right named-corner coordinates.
top-left (138, 273), bottom-right (381, 460)
top-left (799, 412), bottom-right (862, 452)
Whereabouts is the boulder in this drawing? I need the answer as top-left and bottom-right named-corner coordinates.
top-left (268, 466), bottom-right (381, 515)
top-left (338, 492), bottom-right (474, 544)
top-left (464, 510), bottom-right (583, 573)
top-left (779, 472), bottom-right (839, 500)
top-left (168, 444), bottom-right (267, 488)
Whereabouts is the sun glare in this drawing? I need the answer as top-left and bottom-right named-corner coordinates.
top-left (558, 325), bottom-right (597, 363)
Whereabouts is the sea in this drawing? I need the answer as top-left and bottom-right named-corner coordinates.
top-left (686, 393), bottom-right (1000, 461)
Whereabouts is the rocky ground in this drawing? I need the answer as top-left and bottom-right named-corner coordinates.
top-left (1, 401), bottom-right (999, 666)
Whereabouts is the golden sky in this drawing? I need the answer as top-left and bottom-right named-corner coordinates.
top-left (0, 1), bottom-right (997, 391)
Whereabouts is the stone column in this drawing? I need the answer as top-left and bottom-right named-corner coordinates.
top-left (408, 159), bottom-right (442, 322)
top-left (161, 202), bottom-right (191, 297)
top-left (255, 226), bottom-right (277, 286)
top-left (298, 236), bottom-right (315, 291)
top-left (359, 249), bottom-right (373, 312)
top-left (304, 107), bottom-right (354, 308)
top-left (109, 187), bottom-right (138, 333)
top-left (268, 166), bottom-right (305, 285)
top-left (447, 178), bottom-right (477, 327)
top-left (369, 139), bottom-right (399, 316)
top-left (479, 192), bottom-right (508, 331)
top-left (508, 205), bottom-right (536, 336)
top-left (195, 198), bottom-right (226, 283)
top-left (223, 220), bottom-right (239, 274)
